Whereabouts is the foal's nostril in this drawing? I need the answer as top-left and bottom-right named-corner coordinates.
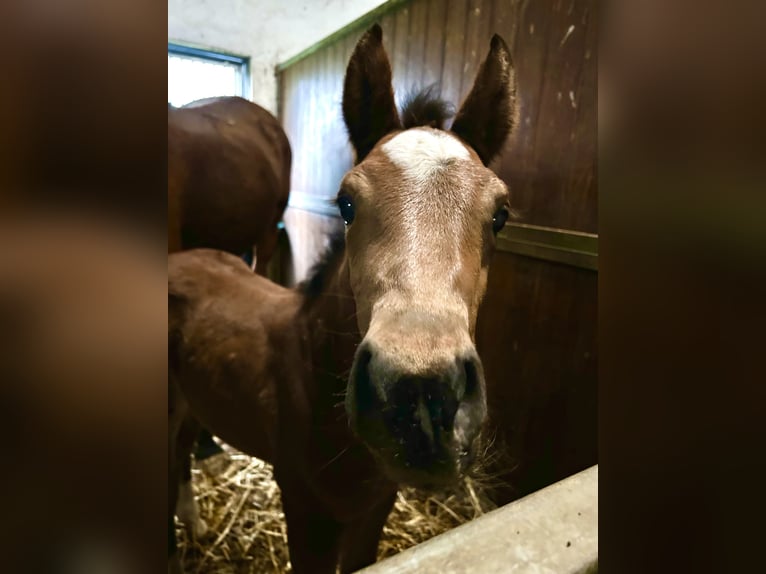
top-left (464, 359), bottom-right (480, 400)
top-left (352, 347), bottom-right (377, 414)
top-left (441, 392), bottom-right (459, 432)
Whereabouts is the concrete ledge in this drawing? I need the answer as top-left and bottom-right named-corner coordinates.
top-left (359, 466), bottom-right (598, 574)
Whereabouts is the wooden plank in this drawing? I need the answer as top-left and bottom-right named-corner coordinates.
top-left (305, 54), bottom-right (317, 194)
top-left (380, 11), bottom-right (397, 50)
top-left (391, 3), bottom-right (412, 102)
top-left (338, 35), bottom-right (354, 188)
top-left (374, 7), bottom-right (398, 118)
top-left (460, 0), bottom-right (484, 99)
top-left (493, 0), bottom-right (597, 232)
top-left (440, 0), bottom-right (469, 109)
top-left (491, 0), bottom-right (521, 42)
top-left (289, 61), bottom-right (306, 196)
top-left (476, 249), bottom-right (598, 502)
top-left (318, 44), bottom-right (332, 195)
top-left (422, 0), bottom-right (447, 91)
top-left (497, 222), bottom-right (598, 270)
top-left (493, 0), bottom-right (550, 228)
top-left (377, 11), bottom-right (398, 120)
top-left (301, 56), bottom-right (313, 195)
top-left (326, 39), bottom-right (346, 192)
top-left (404, 0), bottom-right (428, 94)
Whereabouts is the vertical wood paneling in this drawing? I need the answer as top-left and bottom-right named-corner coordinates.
top-left (283, 207), bottom-right (345, 286)
top-left (391, 5), bottom-right (412, 102)
top-left (307, 53), bottom-right (318, 196)
top-left (404, 0), bottom-right (428, 93)
top-left (460, 0), bottom-right (487, 98)
top-left (491, 0), bottom-right (519, 41)
top-left (422, 0), bottom-right (447, 90)
top-left (320, 44), bottom-right (334, 196)
top-left (476, 250), bottom-right (598, 501)
top-left (290, 60), bottom-right (302, 194)
top-left (495, 0), bottom-right (597, 232)
top-left (440, 0), bottom-right (469, 108)
top-left (327, 40), bottom-right (348, 194)
top-left (278, 0), bottom-right (597, 232)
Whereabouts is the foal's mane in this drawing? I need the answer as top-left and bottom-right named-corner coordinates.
top-left (399, 85), bottom-right (455, 130)
top-left (298, 86), bottom-right (455, 307)
top-left (298, 230), bottom-right (346, 309)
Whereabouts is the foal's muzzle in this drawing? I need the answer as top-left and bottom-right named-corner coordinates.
top-left (345, 335), bottom-right (487, 488)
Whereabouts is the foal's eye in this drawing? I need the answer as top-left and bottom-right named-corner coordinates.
top-left (492, 207), bottom-right (510, 234)
top-left (337, 194), bottom-right (355, 225)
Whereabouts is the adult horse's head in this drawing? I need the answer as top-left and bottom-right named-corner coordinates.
top-left (340, 25), bottom-right (517, 488)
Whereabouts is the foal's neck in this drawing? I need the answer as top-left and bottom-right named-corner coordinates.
top-left (298, 250), bottom-right (393, 497)
top-left (304, 251), bottom-right (361, 399)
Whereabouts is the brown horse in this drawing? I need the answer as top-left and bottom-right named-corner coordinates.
top-left (168, 96), bottom-right (291, 274)
top-left (169, 25), bottom-right (517, 573)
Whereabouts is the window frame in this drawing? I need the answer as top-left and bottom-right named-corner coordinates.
top-left (167, 42), bottom-right (251, 101)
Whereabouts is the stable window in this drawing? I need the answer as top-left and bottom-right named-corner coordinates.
top-left (168, 43), bottom-right (249, 107)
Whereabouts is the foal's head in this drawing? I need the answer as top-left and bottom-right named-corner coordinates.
top-left (340, 25), bottom-right (517, 488)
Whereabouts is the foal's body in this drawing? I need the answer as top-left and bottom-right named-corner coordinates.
top-left (170, 248), bottom-right (397, 572)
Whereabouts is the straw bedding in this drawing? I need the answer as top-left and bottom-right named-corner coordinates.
top-left (175, 444), bottom-right (497, 573)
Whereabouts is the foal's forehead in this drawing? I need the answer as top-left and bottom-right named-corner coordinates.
top-left (380, 128), bottom-right (473, 178)
top-left (348, 127), bottom-right (506, 203)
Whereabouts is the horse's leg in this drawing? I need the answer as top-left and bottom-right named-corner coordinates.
top-left (339, 488), bottom-right (398, 574)
top-left (174, 417), bottom-right (208, 539)
top-left (168, 416), bottom-right (202, 572)
top-left (280, 484), bottom-right (344, 574)
top-left (168, 513), bottom-right (182, 574)
top-left (168, 459), bottom-right (182, 574)
top-left (168, 396), bottom-right (184, 573)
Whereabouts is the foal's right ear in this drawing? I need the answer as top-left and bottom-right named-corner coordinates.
top-left (342, 24), bottom-right (401, 163)
top-left (451, 35), bottom-right (517, 165)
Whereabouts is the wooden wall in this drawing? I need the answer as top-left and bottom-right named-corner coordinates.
top-left (277, 0), bottom-right (597, 503)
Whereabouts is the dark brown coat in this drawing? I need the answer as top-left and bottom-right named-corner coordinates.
top-left (168, 97), bottom-right (291, 274)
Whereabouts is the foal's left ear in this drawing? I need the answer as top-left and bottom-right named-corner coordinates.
top-left (451, 35), bottom-right (517, 165)
top-left (342, 24), bottom-right (401, 163)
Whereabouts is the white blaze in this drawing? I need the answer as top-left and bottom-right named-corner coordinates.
top-left (376, 128), bottom-right (473, 329)
top-left (382, 129), bottom-right (470, 182)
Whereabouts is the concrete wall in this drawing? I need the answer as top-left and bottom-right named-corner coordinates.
top-left (168, 0), bottom-right (386, 115)
top-left (359, 466), bottom-right (599, 574)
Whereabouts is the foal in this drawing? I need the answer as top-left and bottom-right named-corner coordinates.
top-left (169, 25), bottom-right (517, 573)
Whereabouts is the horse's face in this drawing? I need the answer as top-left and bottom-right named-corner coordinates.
top-left (340, 26), bottom-right (517, 488)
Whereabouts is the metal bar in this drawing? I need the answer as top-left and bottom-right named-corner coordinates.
top-left (287, 192), bottom-right (598, 270)
top-left (276, 0), bottom-right (413, 72)
top-left (167, 42), bottom-right (249, 65)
